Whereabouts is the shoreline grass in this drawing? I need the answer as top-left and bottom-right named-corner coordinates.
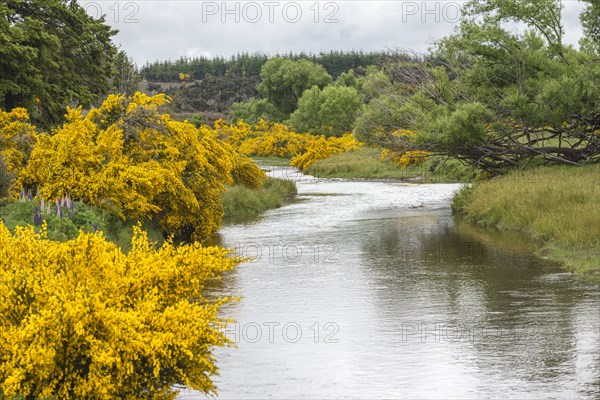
top-left (221, 177), bottom-right (297, 223)
top-left (251, 156), bottom-right (293, 167)
top-left (304, 147), bottom-right (481, 182)
top-left (452, 164), bottom-right (600, 279)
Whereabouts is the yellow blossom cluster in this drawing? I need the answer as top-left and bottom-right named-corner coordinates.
top-left (0, 223), bottom-right (240, 399)
top-left (378, 129), bottom-right (431, 168)
top-left (290, 134), bottom-right (363, 170)
top-left (20, 93), bottom-right (266, 242)
top-left (0, 108), bottom-right (37, 197)
top-left (204, 119), bottom-right (362, 169)
top-left (380, 149), bottom-right (431, 168)
top-left (210, 119), bottom-right (313, 157)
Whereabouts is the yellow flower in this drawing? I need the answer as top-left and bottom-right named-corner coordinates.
top-left (0, 222), bottom-right (241, 398)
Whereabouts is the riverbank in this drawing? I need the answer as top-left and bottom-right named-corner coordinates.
top-left (221, 177), bottom-right (297, 223)
top-left (0, 178), bottom-right (298, 246)
top-left (452, 164), bottom-right (600, 279)
top-left (255, 148), bottom-right (481, 182)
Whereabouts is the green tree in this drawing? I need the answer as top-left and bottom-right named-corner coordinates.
top-left (188, 114), bottom-right (206, 127)
top-left (359, 66), bottom-right (392, 101)
top-left (0, 0), bottom-right (117, 126)
top-left (111, 50), bottom-right (140, 95)
top-left (335, 69), bottom-right (362, 91)
top-left (228, 98), bottom-right (285, 123)
top-left (257, 57), bottom-right (332, 116)
top-left (355, 0), bottom-right (600, 170)
top-left (288, 85), bottom-right (362, 137)
top-left (580, 0), bottom-right (600, 54)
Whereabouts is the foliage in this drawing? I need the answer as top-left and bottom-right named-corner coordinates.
top-left (0, 108), bottom-right (37, 198)
top-left (208, 119), bottom-right (362, 169)
top-left (305, 147), bottom-right (480, 182)
top-left (0, 0), bottom-right (117, 126)
top-left (222, 177), bottom-right (297, 222)
top-left (355, 1), bottom-right (600, 170)
top-left (380, 149), bottom-right (431, 169)
top-left (142, 51), bottom-right (393, 122)
top-left (110, 50), bottom-right (141, 96)
top-left (0, 197), bottom-right (104, 241)
top-left (0, 198), bottom-right (164, 248)
top-left (228, 98), bottom-right (285, 124)
top-left (0, 156), bottom-right (9, 198)
top-left (21, 92), bottom-right (245, 242)
top-left (377, 130), bottom-right (431, 168)
top-left (140, 50), bottom-right (391, 82)
top-left (0, 223), bottom-right (240, 398)
top-left (580, 0), bottom-right (600, 55)
top-left (358, 66), bottom-right (392, 101)
top-left (288, 85), bottom-right (363, 137)
top-left (290, 134), bottom-right (362, 170)
top-left (452, 164), bottom-right (600, 277)
top-left (227, 150), bottom-right (268, 189)
top-left (213, 119), bottom-right (314, 158)
top-left (187, 114), bottom-right (206, 128)
top-left (258, 58), bottom-right (333, 115)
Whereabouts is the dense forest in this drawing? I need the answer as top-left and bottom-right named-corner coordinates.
top-left (140, 50), bottom-right (394, 82)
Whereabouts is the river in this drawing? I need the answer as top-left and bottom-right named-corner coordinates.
top-left (180, 167), bottom-right (600, 399)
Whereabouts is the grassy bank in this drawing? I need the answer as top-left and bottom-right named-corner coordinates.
top-left (452, 165), bottom-right (600, 278)
top-left (222, 177), bottom-right (297, 223)
top-left (251, 156), bottom-right (293, 167)
top-left (304, 147), bottom-right (481, 182)
top-left (0, 200), bottom-right (164, 250)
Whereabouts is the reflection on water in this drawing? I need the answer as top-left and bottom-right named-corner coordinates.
top-left (180, 167), bottom-right (600, 399)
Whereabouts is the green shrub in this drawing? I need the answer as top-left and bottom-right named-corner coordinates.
top-left (221, 177), bottom-right (296, 222)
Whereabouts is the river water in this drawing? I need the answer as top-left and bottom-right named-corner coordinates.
top-left (180, 167), bottom-right (600, 399)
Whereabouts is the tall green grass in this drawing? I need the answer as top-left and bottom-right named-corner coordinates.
top-left (305, 147), bottom-right (480, 182)
top-left (453, 164), bottom-right (600, 277)
top-left (221, 177), bottom-right (297, 223)
top-left (251, 156), bottom-right (293, 167)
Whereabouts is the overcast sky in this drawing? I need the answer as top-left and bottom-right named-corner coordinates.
top-left (79, 1), bottom-right (587, 66)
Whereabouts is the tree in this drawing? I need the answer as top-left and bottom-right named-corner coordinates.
top-left (460, 0), bottom-right (566, 55)
top-left (228, 98), bottom-right (285, 123)
top-left (288, 85), bottom-right (362, 137)
top-left (358, 66), bottom-right (392, 101)
top-left (110, 50), bottom-right (141, 95)
top-left (335, 69), bottom-right (362, 90)
top-left (257, 58), bottom-right (332, 116)
top-left (0, 0), bottom-right (117, 126)
top-left (188, 113), bottom-right (205, 127)
top-left (0, 108), bottom-right (36, 198)
top-left (355, 0), bottom-right (600, 170)
top-left (22, 93), bottom-right (239, 242)
top-left (580, 0), bottom-right (600, 55)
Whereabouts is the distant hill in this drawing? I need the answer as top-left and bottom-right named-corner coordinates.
top-left (140, 51), bottom-right (396, 122)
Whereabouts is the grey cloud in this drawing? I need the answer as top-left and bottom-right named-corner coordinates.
top-left (82, 0), bottom-right (586, 65)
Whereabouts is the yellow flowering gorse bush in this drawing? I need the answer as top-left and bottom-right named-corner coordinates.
top-left (207, 119), bottom-right (362, 170)
top-left (0, 223), bottom-right (240, 399)
top-left (290, 134), bottom-right (362, 170)
top-left (0, 108), bottom-right (37, 197)
top-left (21, 93), bottom-right (266, 242)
